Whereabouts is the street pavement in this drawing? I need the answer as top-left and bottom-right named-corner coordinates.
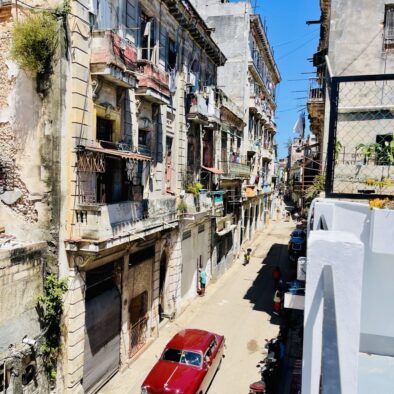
top-left (99, 216), bottom-right (295, 394)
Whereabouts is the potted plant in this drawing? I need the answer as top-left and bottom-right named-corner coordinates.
top-left (369, 198), bottom-right (394, 254)
top-left (186, 182), bottom-right (203, 212)
top-left (356, 143), bottom-right (379, 165)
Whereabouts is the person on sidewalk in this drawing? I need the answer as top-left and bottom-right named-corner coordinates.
top-left (199, 268), bottom-right (207, 296)
top-left (273, 289), bottom-right (282, 316)
top-left (243, 248), bottom-right (252, 265)
top-left (272, 266), bottom-right (282, 290)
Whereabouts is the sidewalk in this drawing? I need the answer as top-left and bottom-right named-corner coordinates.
top-left (99, 218), bottom-right (295, 394)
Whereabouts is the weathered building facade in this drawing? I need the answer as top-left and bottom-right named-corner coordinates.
top-left (62, 1), bottom-right (227, 392)
top-left (191, 0), bottom-right (281, 239)
top-left (0, 0), bottom-right (280, 392)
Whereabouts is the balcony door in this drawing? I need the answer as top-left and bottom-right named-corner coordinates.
top-left (96, 117), bottom-right (113, 142)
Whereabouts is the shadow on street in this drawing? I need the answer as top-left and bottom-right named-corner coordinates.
top-left (243, 242), bottom-right (296, 324)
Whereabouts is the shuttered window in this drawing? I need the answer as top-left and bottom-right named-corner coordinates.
top-left (125, 0), bottom-right (138, 44)
top-left (384, 5), bottom-right (394, 51)
top-left (159, 25), bottom-right (167, 68)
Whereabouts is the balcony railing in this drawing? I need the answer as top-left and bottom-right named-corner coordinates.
top-left (186, 92), bottom-right (212, 123)
top-left (74, 197), bottom-right (177, 241)
top-left (136, 60), bottom-right (170, 104)
top-left (308, 87), bottom-right (324, 101)
top-left (90, 30), bottom-right (137, 88)
top-left (220, 160), bottom-right (250, 178)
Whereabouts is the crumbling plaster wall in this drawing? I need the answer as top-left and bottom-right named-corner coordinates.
top-left (0, 7), bottom-right (63, 250)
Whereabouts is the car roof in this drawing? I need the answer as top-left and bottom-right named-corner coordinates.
top-left (166, 329), bottom-right (215, 352)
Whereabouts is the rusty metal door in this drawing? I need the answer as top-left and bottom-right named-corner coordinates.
top-left (83, 286), bottom-right (121, 393)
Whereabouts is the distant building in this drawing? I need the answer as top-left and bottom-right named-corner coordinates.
top-left (308, 0), bottom-right (394, 198)
top-left (191, 0), bottom-right (281, 230)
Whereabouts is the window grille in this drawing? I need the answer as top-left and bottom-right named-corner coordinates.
top-left (182, 230), bottom-right (191, 240)
top-left (384, 5), bottom-right (394, 51)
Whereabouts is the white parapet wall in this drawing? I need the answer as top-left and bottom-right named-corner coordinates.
top-left (303, 198), bottom-right (394, 393)
top-left (302, 230), bottom-right (364, 394)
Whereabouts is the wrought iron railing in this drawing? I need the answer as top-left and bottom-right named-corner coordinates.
top-left (129, 317), bottom-right (148, 358)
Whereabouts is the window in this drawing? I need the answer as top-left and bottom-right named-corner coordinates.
top-left (384, 5), bottom-right (394, 51)
top-left (140, 12), bottom-right (155, 60)
top-left (198, 224), bottom-right (205, 233)
top-left (376, 133), bottom-right (394, 165)
top-left (96, 117), bottom-right (113, 141)
top-left (182, 230), bottom-right (192, 240)
top-left (162, 349), bottom-right (202, 367)
top-left (168, 37), bottom-right (177, 70)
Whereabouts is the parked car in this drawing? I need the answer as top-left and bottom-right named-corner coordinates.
top-left (141, 329), bottom-right (225, 394)
top-left (288, 230), bottom-right (306, 263)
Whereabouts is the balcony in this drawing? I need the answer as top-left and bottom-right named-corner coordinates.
top-left (220, 160), bottom-right (251, 179)
top-left (187, 92), bottom-right (209, 124)
top-left (307, 81), bottom-right (325, 136)
top-left (90, 30), bottom-right (138, 88)
top-left (136, 60), bottom-right (170, 105)
top-left (71, 197), bottom-right (177, 246)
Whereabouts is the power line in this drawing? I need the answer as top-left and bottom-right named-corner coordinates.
top-left (276, 35), bottom-right (319, 61)
top-left (272, 28), bottom-right (319, 48)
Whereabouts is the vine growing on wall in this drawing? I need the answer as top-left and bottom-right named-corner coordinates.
top-left (37, 274), bottom-right (68, 384)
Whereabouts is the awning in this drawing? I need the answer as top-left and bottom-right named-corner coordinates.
top-left (201, 165), bottom-right (224, 174)
top-left (84, 146), bottom-right (151, 161)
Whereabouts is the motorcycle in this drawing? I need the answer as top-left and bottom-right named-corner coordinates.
top-left (249, 380), bottom-right (266, 394)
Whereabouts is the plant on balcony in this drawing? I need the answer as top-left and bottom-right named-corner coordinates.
top-left (369, 198), bottom-right (394, 209)
top-left (365, 177), bottom-right (392, 193)
top-left (304, 174), bottom-right (325, 201)
top-left (356, 143), bottom-right (380, 164)
top-left (177, 200), bottom-right (188, 214)
top-left (375, 140), bottom-right (394, 165)
top-left (186, 182), bottom-right (203, 197)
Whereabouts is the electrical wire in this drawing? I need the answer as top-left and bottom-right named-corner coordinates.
top-left (273, 28), bottom-right (320, 48)
top-left (276, 35), bottom-right (319, 61)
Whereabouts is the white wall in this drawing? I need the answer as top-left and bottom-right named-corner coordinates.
top-left (304, 199), bottom-right (394, 393)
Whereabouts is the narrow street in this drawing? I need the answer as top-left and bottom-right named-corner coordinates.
top-left (100, 218), bottom-right (294, 394)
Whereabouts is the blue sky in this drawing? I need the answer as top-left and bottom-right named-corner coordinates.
top-left (250, 0), bottom-right (321, 158)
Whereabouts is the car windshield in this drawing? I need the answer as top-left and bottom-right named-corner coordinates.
top-left (162, 348), bottom-right (202, 367)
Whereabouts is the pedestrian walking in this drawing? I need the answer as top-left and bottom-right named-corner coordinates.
top-left (273, 290), bottom-right (282, 316)
top-left (199, 268), bottom-right (207, 296)
top-left (272, 266), bottom-right (281, 290)
top-left (244, 248), bottom-right (252, 265)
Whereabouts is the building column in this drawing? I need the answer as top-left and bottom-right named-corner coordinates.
top-left (63, 268), bottom-right (86, 393)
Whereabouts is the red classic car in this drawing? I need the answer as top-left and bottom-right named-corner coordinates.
top-left (141, 329), bottom-right (225, 394)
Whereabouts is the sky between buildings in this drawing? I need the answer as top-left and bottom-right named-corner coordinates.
top-left (251, 0), bottom-right (321, 159)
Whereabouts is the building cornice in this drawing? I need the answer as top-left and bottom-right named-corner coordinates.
top-left (162, 0), bottom-right (227, 66)
top-left (250, 14), bottom-right (281, 84)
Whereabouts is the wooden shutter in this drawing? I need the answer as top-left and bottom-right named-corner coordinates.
top-left (126, 0), bottom-right (138, 44)
top-left (159, 25), bottom-right (167, 68)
